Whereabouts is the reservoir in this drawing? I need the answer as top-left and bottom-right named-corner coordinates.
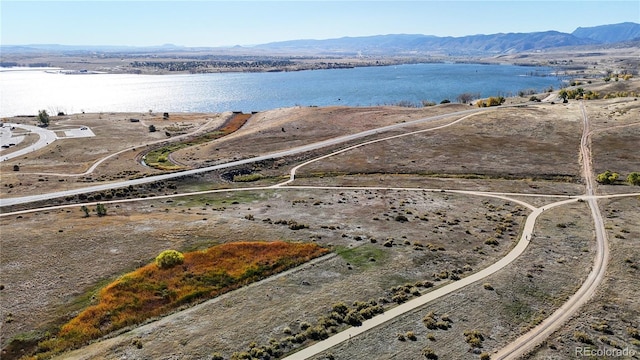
top-left (0, 63), bottom-right (562, 117)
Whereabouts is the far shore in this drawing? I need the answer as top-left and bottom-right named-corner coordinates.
top-left (2, 45), bottom-right (638, 77)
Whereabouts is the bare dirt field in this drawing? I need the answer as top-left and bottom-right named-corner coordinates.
top-left (1, 76), bottom-right (639, 360)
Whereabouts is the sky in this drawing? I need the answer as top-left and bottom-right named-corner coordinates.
top-left (1, 1), bottom-right (639, 47)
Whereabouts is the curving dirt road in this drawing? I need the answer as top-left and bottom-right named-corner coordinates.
top-left (2, 100), bottom-right (637, 360)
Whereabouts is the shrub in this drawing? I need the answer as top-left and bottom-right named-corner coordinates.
top-left (476, 96), bottom-right (505, 107)
top-left (211, 352), bottom-right (224, 360)
top-left (231, 351), bottom-right (251, 360)
top-left (484, 238), bottom-right (499, 246)
top-left (574, 331), bottom-right (593, 344)
top-left (422, 347), bottom-right (438, 359)
top-left (483, 283), bottom-right (494, 290)
top-left (155, 250), bottom-right (185, 269)
top-left (288, 221), bottom-right (309, 230)
top-left (392, 293), bottom-right (408, 304)
top-left (305, 325), bottom-right (328, 340)
top-left (596, 170), bottom-right (619, 184)
top-left (480, 353), bottom-right (491, 360)
top-left (294, 333), bottom-right (307, 343)
top-left (345, 310), bottom-right (364, 326)
top-left (591, 321), bottom-right (612, 334)
top-left (96, 203), bottom-right (107, 217)
top-left (394, 215), bottom-right (409, 222)
top-left (464, 330), bottom-right (484, 348)
top-left (360, 305), bottom-right (383, 319)
top-left (406, 331), bottom-right (417, 341)
top-left (332, 302), bottom-right (349, 316)
top-left (233, 173), bottom-right (263, 182)
top-left (627, 172), bottom-right (640, 186)
top-left (423, 317), bottom-right (437, 330)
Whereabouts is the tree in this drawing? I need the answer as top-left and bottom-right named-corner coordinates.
top-left (13, 164), bottom-right (19, 171)
top-left (81, 205), bottom-right (90, 218)
top-left (558, 89), bottom-right (569, 102)
top-left (456, 92), bottom-right (479, 104)
top-left (96, 203), bottom-right (107, 216)
top-left (148, 124), bottom-right (157, 132)
top-left (596, 170), bottom-right (619, 185)
top-left (37, 109), bottom-right (50, 127)
top-left (627, 172), bottom-right (640, 186)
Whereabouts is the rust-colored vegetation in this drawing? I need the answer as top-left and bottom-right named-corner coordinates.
top-left (144, 112), bottom-right (252, 170)
top-left (31, 241), bottom-right (327, 359)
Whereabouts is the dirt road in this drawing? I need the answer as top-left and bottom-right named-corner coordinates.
top-left (492, 101), bottom-right (610, 359)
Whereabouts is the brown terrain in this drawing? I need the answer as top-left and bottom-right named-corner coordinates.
top-left (0, 54), bottom-right (639, 360)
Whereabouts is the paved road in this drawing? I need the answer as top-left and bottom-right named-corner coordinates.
top-left (0, 107), bottom-right (484, 207)
top-left (492, 101), bottom-right (610, 359)
top-left (2, 102), bottom-right (624, 359)
top-left (15, 116), bottom-right (222, 177)
top-left (0, 123), bottom-right (58, 162)
top-left (276, 111), bottom-right (481, 187)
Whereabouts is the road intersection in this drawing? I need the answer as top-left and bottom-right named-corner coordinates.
top-left (2, 102), bottom-right (638, 359)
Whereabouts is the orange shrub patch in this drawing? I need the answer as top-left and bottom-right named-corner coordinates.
top-left (33, 241), bottom-right (327, 359)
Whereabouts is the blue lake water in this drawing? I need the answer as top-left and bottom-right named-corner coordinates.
top-left (0, 63), bottom-right (562, 117)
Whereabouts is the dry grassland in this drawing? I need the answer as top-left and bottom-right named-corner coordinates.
top-left (1, 78), bottom-right (639, 360)
top-left (525, 196), bottom-right (640, 359)
top-left (2, 189), bottom-right (525, 359)
top-left (308, 202), bottom-right (596, 360)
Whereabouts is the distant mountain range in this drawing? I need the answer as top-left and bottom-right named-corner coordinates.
top-left (2, 22), bottom-right (639, 56)
top-left (253, 22), bottom-right (640, 55)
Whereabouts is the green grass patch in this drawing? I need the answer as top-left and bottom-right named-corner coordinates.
top-left (144, 113), bottom-right (251, 170)
top-left (335, 244), bottom-right (387, 268)
top-left (29, 241), bottom-right (328, 359)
